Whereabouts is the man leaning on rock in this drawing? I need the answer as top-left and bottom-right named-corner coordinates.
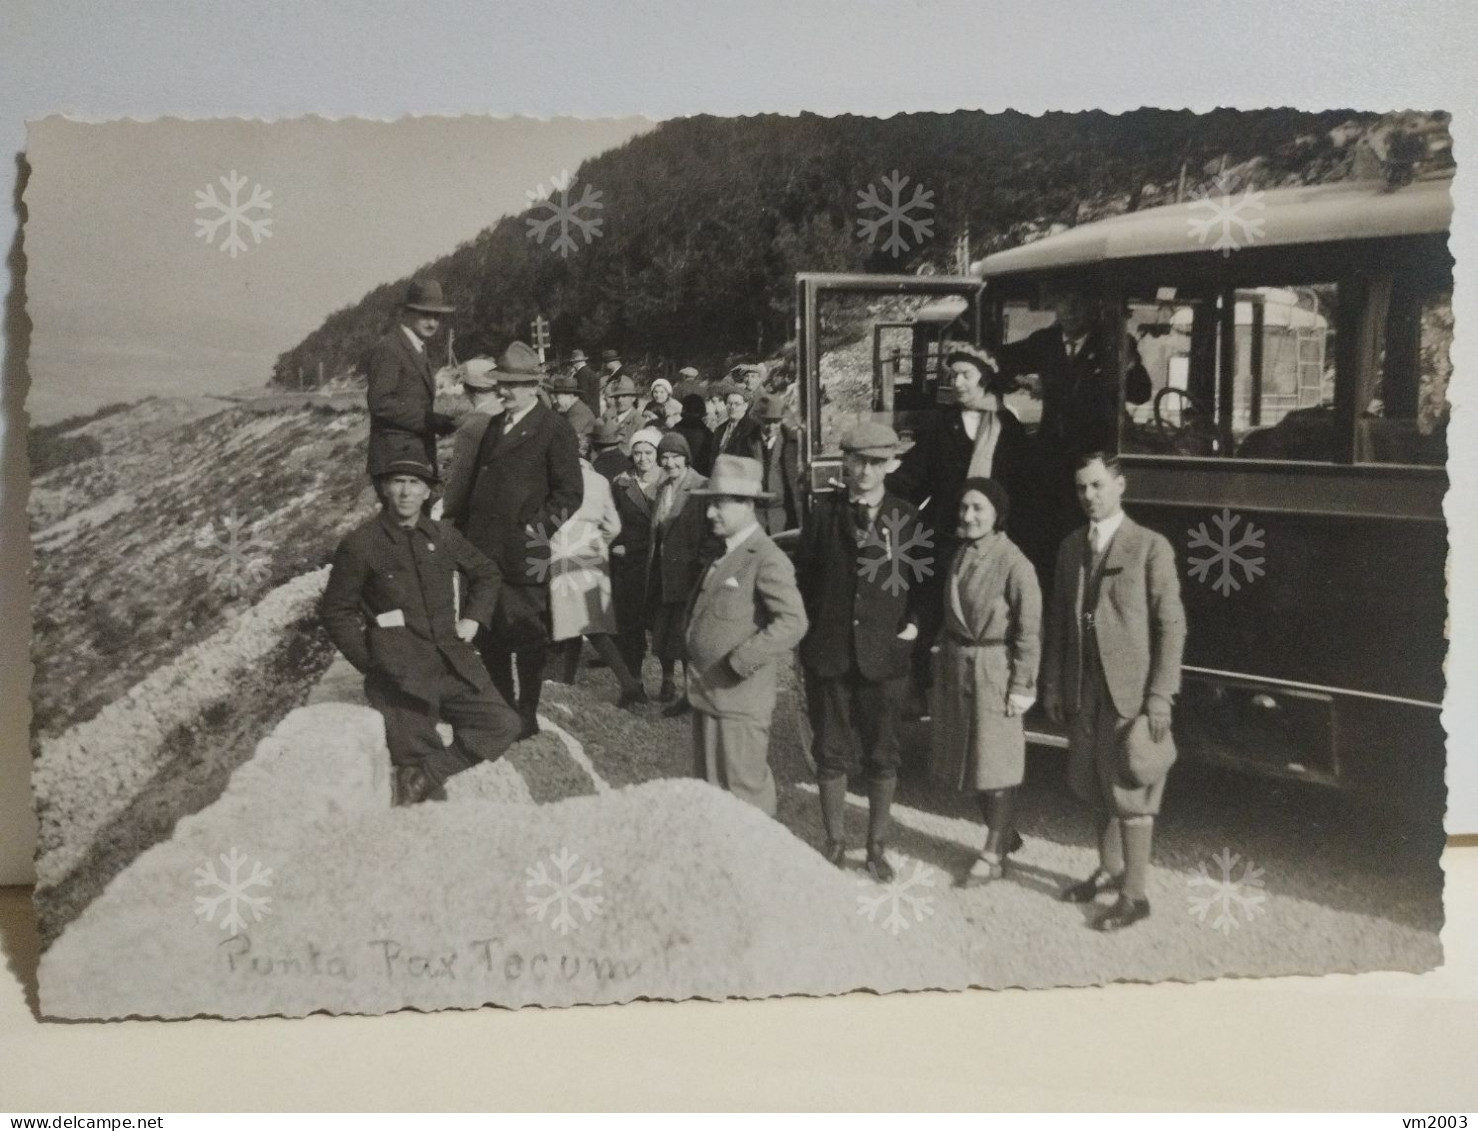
top-left (320, 442), bottom-right (522, 806)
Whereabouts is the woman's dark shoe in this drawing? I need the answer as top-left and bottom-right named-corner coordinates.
top-left (661, 696), bottom-right (691, 718)
top-left (1060, 869), bottom-right (1123, 903)
top-left (616, 687), bottom-right (649, 710)
top-left (658, 678), bottom-right (678, 702)
top-left (822, 839), bottom-right (848, 868)
top-left (1092, 895), bottom-right (1151, 932)
top-left (865, 845), bottom-right (895, 883)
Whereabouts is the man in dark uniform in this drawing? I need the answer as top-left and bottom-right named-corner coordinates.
top-left (1042, 453), bottom-right (1185, 931)
top-left (795, 423), bottom-right (927, 882)
top-left (366, 279), bottom-right (459, 476)
top-left (320, 445), bottom-right (521, 806)
top-left (444, 341), bottom-right (584, 740)
top-left (995, 286), bottom-right (1153, 566)
top-left (568, 348), bottom-right (601, 415)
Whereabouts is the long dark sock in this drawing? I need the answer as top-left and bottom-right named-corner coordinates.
top-left (867, 775), bottom-right (896, 851)
top-left (590, 633), bottom-right (641, 696)
top-left (819, 774), bottom-right (848, 845)
top-left (556, 638), bottom-right (581, 684)
top-left (979, 788), bottom-right (1017, 856)
top-left (515, 648), bottom-right (546, 718)
top-left (1122, 818), bottom-right (1154, 901)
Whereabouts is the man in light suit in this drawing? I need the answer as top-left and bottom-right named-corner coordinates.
top-left (1042, 452), bottom-right (1186, 931)
top-left (684, 455), bottom-right (809, 817)
top-left (366, 279), bottom-right (459, 476)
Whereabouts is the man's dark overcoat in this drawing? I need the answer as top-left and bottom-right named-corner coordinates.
top-left (366, 327), bottom-right (445, 475)
top-left (443, 404), bottom-right (583, 627)
top-left (794, 491), bottom-right (927, 683)
top-left (320, 510), bottom-right (500, 703)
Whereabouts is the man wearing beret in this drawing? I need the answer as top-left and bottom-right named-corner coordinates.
top-left (320, 445), bottom-right (521, 806)
top-left (1042, 452), bottom-right (1185, 931)
top-left (444, 340), bottom-right (584, 740)
top-left (366, 279), bottom-right (460, 477)
top-left (795, 423), bottom-right (926, 881)
top-left (684, 456), bottom-right (809, 817)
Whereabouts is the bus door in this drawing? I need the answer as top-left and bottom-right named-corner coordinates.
top-left (794, 272), bottom-right (984, 511)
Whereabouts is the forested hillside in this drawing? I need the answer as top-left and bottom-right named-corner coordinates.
top-left (271, 109), bottom-right (1448, 386)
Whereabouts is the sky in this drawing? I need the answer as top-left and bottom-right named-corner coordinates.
top-left (23, 116), bottom-right (653, 423)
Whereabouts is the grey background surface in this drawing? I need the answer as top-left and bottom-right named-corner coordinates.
top-left (2, 0), bottom-right (1475, 886)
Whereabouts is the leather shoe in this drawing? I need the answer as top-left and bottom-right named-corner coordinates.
top-left (962, 854), bottom-right (1004, 888)
top-left (516, 716), bottom-right (541, 741)
top-left (661, 696), bottom-right (691, 718)
top-left (616, 687), bottom-right (649, 710)
top-left (865, 846), bottom-right (895, 883)
top-left (1060, 870), bottom-right (1122, 903)
top-left (822, 839), bottom-right (847, 868)
top-left (393, 765), bottom-right (446, 807)
top-left (1092, 894), bottom-right (1151, 932)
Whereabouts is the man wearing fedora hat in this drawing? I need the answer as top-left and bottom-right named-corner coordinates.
top-left (568, 349), bottom-right (601, 415)
top-left (795, 423), bottom-right (926, 880)
top-left (444, 340), bottom-right (583, 740)
top-left (550, 372), bottom-right (597, 443)
top-left (599, 372), bottom-right (643, 456)
top-left (589, 417), bottom-right (633, 483)
top-left (366, 279), bottom-right (459, 477)
top-left (320, 443), bottom-right (522, 807)
top-left (1042, 452), bottom-right (1185, 931)
top-left (752, 392), bottom-right (802, 535)
top-left (683, 455), bottom-right (808, 817)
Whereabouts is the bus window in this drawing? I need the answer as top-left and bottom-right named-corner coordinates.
top-left (1120, 284), bottom-right (1340, 463)
top-left (1355, 287), bottom-right (1451, 467)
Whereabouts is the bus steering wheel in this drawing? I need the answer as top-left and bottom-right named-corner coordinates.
top-left (1152, 385), bottom-right (1212, 444)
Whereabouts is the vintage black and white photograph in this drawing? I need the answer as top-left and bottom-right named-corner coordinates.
top-left (23, 108), bottom-right (1453, 1020)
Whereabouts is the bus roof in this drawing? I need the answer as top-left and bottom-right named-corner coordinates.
top-left (973, 174), bottom-right (1453, 277)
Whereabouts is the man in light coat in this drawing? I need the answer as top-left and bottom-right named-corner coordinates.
top-left (684, 455), bottom-right (809, 817)
top-left (1042, 451), bottom-right (1186, 931)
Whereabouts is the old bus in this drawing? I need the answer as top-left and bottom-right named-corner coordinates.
top-left (793, 172), bottom-right (1451, 805)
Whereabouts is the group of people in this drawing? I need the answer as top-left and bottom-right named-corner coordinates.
top-left (322, 276), bottom-right (1185, 934)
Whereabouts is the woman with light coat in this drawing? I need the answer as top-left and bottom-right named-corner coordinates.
top-left (931, 477), bottom-right (1042, 886)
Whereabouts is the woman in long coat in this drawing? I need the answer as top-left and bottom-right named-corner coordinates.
top-left (930, 476), bottom-right (1042, 886)
top-left (609, 428), bottom-right (666, 679)
top-left (548, 434), bottom-right (648, 708)
top-left (645, 432), bottom-right (714, 714)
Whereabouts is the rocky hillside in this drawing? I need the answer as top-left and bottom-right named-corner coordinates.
top-left (29, 395), bottom-right (384, 739)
